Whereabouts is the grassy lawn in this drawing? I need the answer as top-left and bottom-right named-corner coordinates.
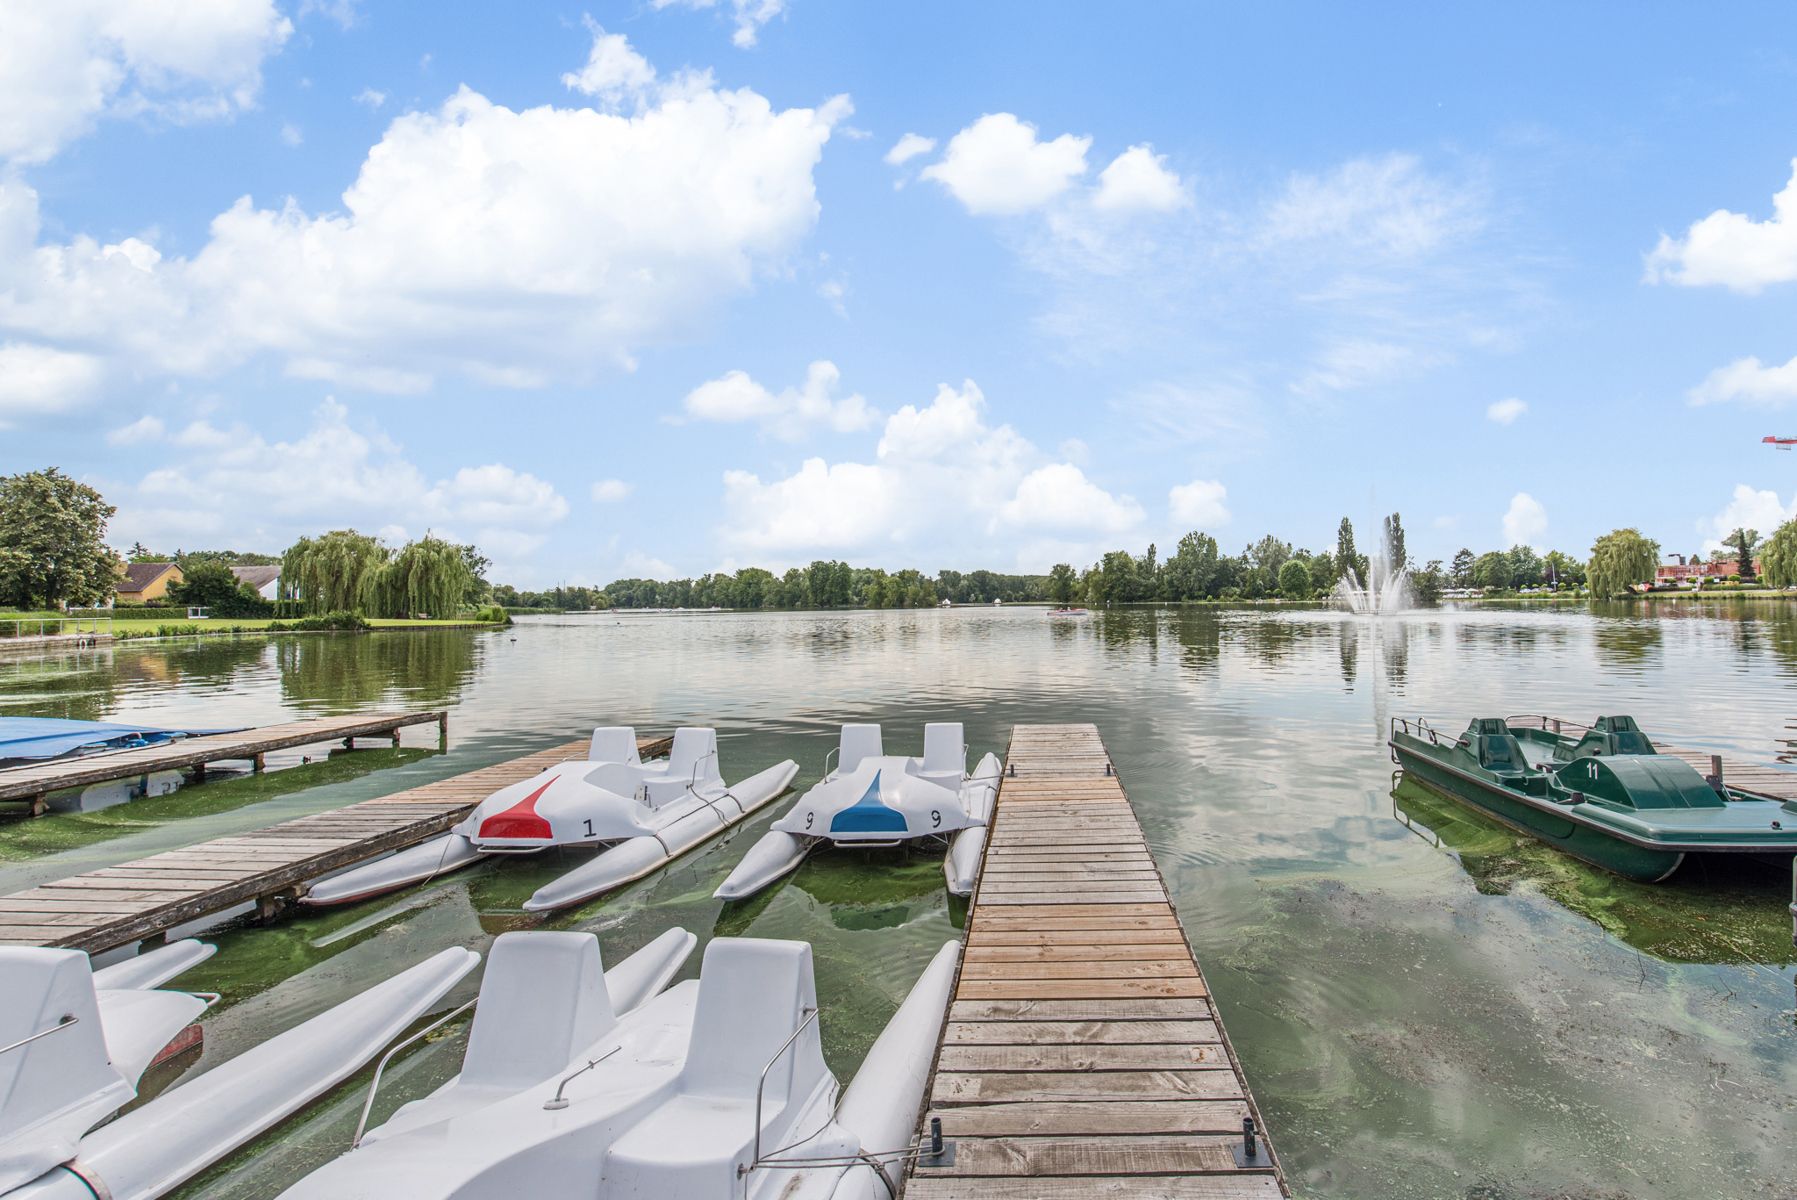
top-left (2, 610), bottom-right (503, 639)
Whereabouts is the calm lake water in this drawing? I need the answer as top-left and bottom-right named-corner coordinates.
top-left (2, 604), bottom-right (1794, 1200)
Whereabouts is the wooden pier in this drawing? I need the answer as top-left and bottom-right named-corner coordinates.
top-left (0, 711), bottom-right (449, 815)
top-left (0, 732), bottom-right (670, 954)
top-left (908, 723), bottom-right (1286, 1199)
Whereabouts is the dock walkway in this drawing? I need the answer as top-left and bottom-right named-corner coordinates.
top-left (0, 732), bottom-right (669, 954)
top-left (908, 723), bottom-right (1286, 1199)
top-left (0, 711), bottom-right (448, 815)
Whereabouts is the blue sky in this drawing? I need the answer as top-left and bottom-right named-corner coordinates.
top-left (7, 2), bottom-right (1797, 586)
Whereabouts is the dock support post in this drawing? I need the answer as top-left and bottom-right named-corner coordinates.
top-left (28, 793), bottom-right (46, 818)
top-left (1710, 754), bottom-right (1723, 782)
top-left (343, 737), bottom-right (355, 750)
top-left (438, 711), bottom-right (449, 751)
top-left (137, 932), bottom-right (169, 952)
top-left (252, 752), bottom-right (265, 773)
top-left (255, 888), bottom-right (298, 924)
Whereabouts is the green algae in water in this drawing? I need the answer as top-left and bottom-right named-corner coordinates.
top-left (1391, 777), bottom-right (1793, 966)
top-left (0, 746), bottom-right (434, 861)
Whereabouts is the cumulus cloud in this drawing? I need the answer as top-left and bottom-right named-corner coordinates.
top-left (1168, 479), bottom-right (1230, 528)
top-left (1092, 145), bottom-right (1185, 213)
top-left (591, 479), bottom-right (634, 502)
top-left (0, 0), bottom-right (292, 164)
top-left (1502, 492), bottom-right (1547, 544)
top-left (112, 399), bottom-right (568, 576)
top-left (354, 87), bottom-right (386, 109)
top-left (1699, 484), bottom-right (1797, 552)
top-left (651, 0), bottom-right (785, 48)
top-left (0, 342), bottom-right (104, 426)
top-left (1646, 160), bottom-right (1797, 292)
top-left (718, 379), bottom-right (1135, 565)
top-left (1486, 397), bottom-right (1527, 424)
top-left (560, 18), bottom-right (656, 106)
top-left (1689, 354), bottom-right (1797, 407)
top-left (0, 27), bottom-right (850, 405)
top-left (884, 132), bottom-right (936, 166)
top-left (107, 414), bottom-right (165, 445)
top-left (683, 360), bottom-right (877, 439)
top-left (922, 114), bottom-right (1090, 215)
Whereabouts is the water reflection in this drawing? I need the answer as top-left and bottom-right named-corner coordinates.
top-left (277, 630), bottom-right (483, 711)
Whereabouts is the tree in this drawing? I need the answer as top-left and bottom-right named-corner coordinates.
top-left (1164, 532), bottom-right (1220, 600)
top-left (1048, 563), bottom-right (1077, 605)
top-left (1413, 559), bottom-right (1444, 604)
top-left (1335, 518), bottom-right (1360, 585)
top-left (1761, 519), bottom-right (1797, 589)
top-left (1450, 548), bottom-right (1475, 588)
top-left (1587, 528), bottom-right (1659, 599)
top-left (1276, 559), bottom-right (1312, 599)
top-left (1725, 527), bottom-right (1759, 579)
top-left (459, 544), bottom-right (492, 607)
top-left (282, 530), bottom-right (390, 614)
top-left (1507, 544), bottom-right (1543, 588)
top-left (1381, 513), bottom-right (1407, 572)
top-left (168, 561), bottom-right (273, 618)
top-left (0, 468), bottom-right (120, 609)
top-left (1543, 550), bottom-right (1585, 588)
top-left (383, 536), bottom-right (475, 618)
top-left (1473, 551), bottom-right (1513, 590)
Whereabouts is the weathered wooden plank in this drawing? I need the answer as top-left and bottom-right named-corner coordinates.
top-left (906, 1175), bottom-right (1282, 1199)
top-left (939, 1044), bottom-right (1227, 1072)
top-left (922, 1100), bottom-right (1251, 1137)
top-left (968, 928), bottom-right (1188, 946)
top-left (941, 1019), bottom-right (1219, 1046)
top-left (964, 944), bottom-right (1193, 963)
top-left (976, 891), bottom-right (1170, 906)
top-left (956, 978), bottom-right (1208, 1000)
top-left (916, 1133), bottom-right (1247, 1176)
top-left (959, 960), bottom-right (1199, 981)
top-left (935, 1070), bottom-right (1241, 1104)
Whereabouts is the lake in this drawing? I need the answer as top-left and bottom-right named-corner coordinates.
top-left (2, 603), bottom-right (1793, 1200)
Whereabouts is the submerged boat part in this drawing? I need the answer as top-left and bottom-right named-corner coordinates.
top-left (277, 935), bottom-right (960, 1200)
top-left (7, 946), bottom-right (478, 1200)
top-left (301, 832), bottom-right (483, 907)
top-left (89, 940), bottom-right (216, 992)
top-left (1389, 714), bottom-right (1797, 882)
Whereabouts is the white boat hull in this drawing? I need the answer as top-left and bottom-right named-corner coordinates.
top-left (90, 940), bottom-right (215, 991)
top-left (524, 760), bottom-right (799, 912)
top-left (713, 829), bottom-right (812, 900)
top-left (301, 833), bottom-right (483, 907)
top-left (602, 928), bottom-right (697, 1015)
top-left (11, 947), bottom-right (479, 1200)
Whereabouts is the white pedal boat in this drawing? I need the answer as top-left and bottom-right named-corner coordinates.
top-left (278, 933), bottom-right (960, 1200)
top-left (1, 942), bottom-right (478, 1200)
top-left (716, 722), bottom-right (1000, 901)
top-left (302, 727), bottom-right (799, 913)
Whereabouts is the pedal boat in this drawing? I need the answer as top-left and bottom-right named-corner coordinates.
top-left (277, 933), bottom-right (960, 1200)
top-left (303, 727), bottom-right (799, 913)
top-left (715, 722), bottom-right (1000, 901)
top-left (0, 941), bottom-right (478, 1200)
top-left (1389, 714), bottom-right (1797, 882)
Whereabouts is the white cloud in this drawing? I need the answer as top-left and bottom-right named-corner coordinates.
top-left (683, 360), bottom-right (877, 439)
top-left (0, 342), bottom-right (104, 426)
top-left (0, 30), bottom-right (850, 400)
top-left (1167, 479), bottom-right (1231, 528)
top-left (719, 379), bottom-right (1133, 565)
top-left (354, 87), bottom-right (386, 109)
top-left (1265, 153), bottom-right (1481, 257)
top-left (1486, 397), bottom-right (1527, 424)
top-left (591, 478), bottom-right (633, 502)
top-left (1699, 484), bottom-right (1797, 552)
top-left (0, 0), bottom-right (292, 164)
top-left (1502, 492), bottom-right (1547, 545)
top-left (299, 0), bottom-right (361, 28)
top-left (280, 121), bottom-right (302, 146)
top-left (1646, 160), bottom-right (1797, 293)
top-left (1000, 464), bottom-right (1143, 534)
top-left (1293, 338), bottom-right (1433, 398)
top-left (651, 0), bottom-right (786, 48)
top-left (112, 398), bottom-right (568, 579)
top-left (560, 19), bottom-right (656, 106)
top-left (619, 550), bottom-right (678, 578)
top-left (1689, 354), bottom-right (1797, 407)
top-left (107, 414), bottom-right (165, 445)
top-left (884, 132), bottom-right (935, 166)
top-left (1092, 145), bottom-right (1185, 214)
top-left (922, 113), bottom-right (1090, 215)
top-left (817, 277), bottom-right (847, 316)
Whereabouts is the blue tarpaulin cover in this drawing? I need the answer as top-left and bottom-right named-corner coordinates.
top-left (0, 717), bottom-right (244, 766)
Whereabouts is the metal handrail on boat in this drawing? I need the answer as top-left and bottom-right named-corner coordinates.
top-left (821, 745), bottom-right (839, 782)
top-left (741, 1005), bottom-right (818, 1176)
top-left (1389, 716), bottom-right (1465, 748)
top-left (542, 1043), bottom-right (622, 1110)
top-left (1506, 714), bottom-right (1591, 737)
top-left (0, 1015), bottom-right (79, 1057)
top-left (352, 998), bottom-right (477, 1147)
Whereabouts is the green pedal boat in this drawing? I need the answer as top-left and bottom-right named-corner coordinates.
top-left (1388, 714), bottom-right (1797, 881)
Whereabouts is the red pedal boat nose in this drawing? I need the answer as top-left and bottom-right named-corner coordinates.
top-left (477, 777), bottom-right (555, 840)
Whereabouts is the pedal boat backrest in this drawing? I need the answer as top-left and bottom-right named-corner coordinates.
top-left (921, 722), bottom-right (965, 785)
top-left (459, 932), bottom-right (616, 1091)
top-left (680, 938), bottom-right (827, 1107)
top-left (589, 727), bottom-right (642, 765)
top-left (664, 727), bottom-right (722, 785)
top-left (1464, 719), bottom-right (1528, 774)
top-left (838, 724), bottom-right (884, 774)
top-left (0, 948), bottom-right (134, 1193)
top-left (1568, 716), bottom-right (1656, 759)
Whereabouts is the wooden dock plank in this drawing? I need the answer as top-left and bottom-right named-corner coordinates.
top-left (911, 724), bottom-right (1285, 1195)
top-left (0, 731), bottom-right (670, 953)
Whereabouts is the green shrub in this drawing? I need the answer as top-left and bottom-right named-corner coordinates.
top-left (472, 604), bottom-right (513, 625)
top-left (267, 610), bottom-right (370, 633)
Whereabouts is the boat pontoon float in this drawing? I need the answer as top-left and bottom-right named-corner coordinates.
top-left (302, 727), bottom-right (799, 913)
top-left (1389, 714), bottom-right (1797, 881)
top-left (715, 722), bottom-right (1000, 901)
top-left (277, 933), bottom-right (960, 1200)
top-left (0, 942), bottom-right (479, 1200)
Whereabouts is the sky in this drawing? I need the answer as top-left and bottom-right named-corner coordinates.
top-left (6, 2), bottom-right (1797, 587)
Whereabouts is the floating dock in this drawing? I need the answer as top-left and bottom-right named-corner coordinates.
top-left (909, 723), bottom-right (1286, 1199)
top-left (0, 710), bottom-right (448, 815)
top-left (0, 732), bottom-right (670, 953)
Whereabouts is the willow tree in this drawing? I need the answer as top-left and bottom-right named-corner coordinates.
top-left (282, 530), bottom-right (390, 614)
top-left (1760, 519), bottom-right (1797, 589)
top-left (380, 536), bottom-right (476, 618)
top-left (1587, 528), bottom-right (1659, 599)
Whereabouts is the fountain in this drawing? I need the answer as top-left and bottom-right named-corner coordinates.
top-left (1332, 515), bottom-right (1413, 615)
